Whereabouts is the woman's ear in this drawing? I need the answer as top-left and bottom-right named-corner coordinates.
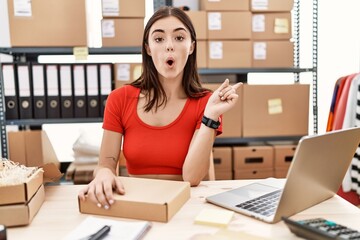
top-left (145, 43), bottom-right (152, 56)
top-left (189, 41), bottom-right (195, 55)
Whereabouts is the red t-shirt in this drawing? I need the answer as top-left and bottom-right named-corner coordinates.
top-left (103, 85), bottom-right (222, 175)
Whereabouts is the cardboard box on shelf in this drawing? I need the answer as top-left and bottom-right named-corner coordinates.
top-left (252, 40), bottom-right (294, 68)
top-left (101, 18), bottom-right (144, 47)
top-left (207, 12), bottom-right (251, 40)
top-left (208, 40), bottom-right (252, 68)
top-left (79, 177), bottom-right (190, 222)
top-left (114, 63), bottom-right (142, 89)
top-left (200, 0), bottom-right (249, 11)
top-left (250, 0), bottom-right (293, 12)
top-left (0, 169), bottom-right (43, 206)
top-left (234, 168), bottom-right (274, 179)
top-left (215, 170), bottom-right (233, 180)
top-left (273, 144), bottom-right (296, 168)
top-left (186, 11), bottom-right (207, 40)
top-left (274, 167), bottom-right (289, 178)
top-left (101, 0), bottom-right (145, 18)
top-left (203, 83), bottom-right (242, 137)
top-left (213, 147), bottom-right (232, 172)
top-left (233, 146), bottom-right (274, 170)
top-left (252, 13), bottom-right (292, 40)
top-left (8, 130), bottom-right (60, 169)
top-left (0, 185), bottom-right (45, 227)
top-left (242, 84), bottom-right (309, 137)
top-left (6, 0), bottom-right (87, 47)
top-left (197, 40), bottom-right (207, 68)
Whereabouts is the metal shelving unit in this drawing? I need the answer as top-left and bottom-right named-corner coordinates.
top-left (0, 0), bottom-right (318, 157)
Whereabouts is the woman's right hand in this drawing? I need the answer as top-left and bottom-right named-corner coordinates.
top-left (78, 167), bottom-right (125, 209)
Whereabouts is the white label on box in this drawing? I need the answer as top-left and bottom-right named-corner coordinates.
top-left (102, 0), bottom-right (119, 16)
top-left (117, 64), bottom-right (130, 81)
top-left (274, 18), bottom-right (289, 33)
top-left (252, 0), bottom-right (268, 10)
top-left (13, 0), bottom-right (32, 17)
top-left (18, 66), bottom-right (30, 97)
top-left (208, 12), bottom-right (222, 30)
top-left (102, 20), bottom-right (115, 38)
top-left (252, 14), bottom-right (265, 32)
top-left (268, 98), bottom-right (283, 115)
top-left (253, 42), bottom-right (267, 60)
top-left (209, 41), bottom-right (223, 59)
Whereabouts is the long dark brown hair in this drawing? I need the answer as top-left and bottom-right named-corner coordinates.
top-left (130, 6), bottom-right (208, 112)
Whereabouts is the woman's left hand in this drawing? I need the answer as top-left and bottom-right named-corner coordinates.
top-left (204, 79), bottom-right (242, 120)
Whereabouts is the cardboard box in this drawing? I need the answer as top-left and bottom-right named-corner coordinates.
top-left (213, 147), bottom-right (232, 172)
top-left (274, 167), bottom-right (289, 178)
top-left (102, 18), bottom-right (144, 47)
top-left (242, 84), bottom-right (309, 137)
top-left (0, 184), bottom-right (45, 227)
top-left (6, 0), bottom-right (87, 47)
top-left (234, 168), bottom-right (274, 179)
top-left (207, 11), bottom-right (251, 40)
top-left (203, 83), bottom-right (242, 137)
top-left (65, 162), bottom-right (97, 184)
top-left (79, 177), bottom-right (190, 222)
top-left (197, 40), bottom-right (207, 68)
top-left (250, 0), bottom-right (294, 12)
top-left (102, 0), bottom-right (145, 18)
top-left (114, 63), bottom-right (142, 89)
top-left (233, 146), bottom-right (274, 170)
top-left (252, 13), bottom-right (292, 40)
top-left (252, 40), bottom-right (294, 67)
top-left (208, 40), bottom-right (252, 68)
top-left (0, 169), bottom-right (43, 205)
top-left (186, 11), bottom-right (207, 40)
top-left (273, 144), bottom-right (296, 168)
top-left (215, 170), bottom-right (233, 180)
top-left (200, 0), bottom-right (249, 11)
top-left (8, 130), bottom-right (60, 168)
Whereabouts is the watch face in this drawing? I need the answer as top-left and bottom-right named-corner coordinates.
top-left (202, 116), bottom-right (220, 129)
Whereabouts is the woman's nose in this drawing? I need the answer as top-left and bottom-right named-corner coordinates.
top-left (166, 40), bottom-right (174, 52)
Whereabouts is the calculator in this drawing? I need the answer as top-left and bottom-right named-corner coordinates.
top-left (282, 217), bottom-right (360, 240)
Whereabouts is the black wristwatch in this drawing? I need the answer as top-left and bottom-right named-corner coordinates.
top-left (202, 115), bottom-right (220, 129)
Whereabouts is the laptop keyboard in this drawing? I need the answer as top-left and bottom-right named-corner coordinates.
top-left (235, 190), bottom-right (282, 217)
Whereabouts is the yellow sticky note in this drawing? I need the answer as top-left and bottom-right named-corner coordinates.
top-left (268, 98), bottom-right (283, 114)
top-left (274, 18), bottom-right (289, 34)
top-left (73, 47), bottom-right (88, 60)
top-left (194, 209), bottom-right (234, 227)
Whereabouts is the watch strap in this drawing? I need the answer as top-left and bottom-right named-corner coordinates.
top-left (202, 115), bottom-right (220, 129)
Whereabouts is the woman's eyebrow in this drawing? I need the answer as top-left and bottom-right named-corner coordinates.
top-left (151, 27), bottom-right (187, 35)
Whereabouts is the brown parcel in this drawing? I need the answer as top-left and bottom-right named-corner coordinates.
top-left (0, 185), bottom-right (45, 227)
top-left (79, 177), bottom-right (191, 222)
top-left (0, 169), bottom-right (43, 206)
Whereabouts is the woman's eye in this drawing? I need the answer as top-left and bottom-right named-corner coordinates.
top-left (175, 36), bottom-right (184, 41)
top-left (155, 37), bottom-right (164, 43)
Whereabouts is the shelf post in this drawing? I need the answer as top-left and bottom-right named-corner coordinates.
top-left (0, 62), bottom-right (8, 158)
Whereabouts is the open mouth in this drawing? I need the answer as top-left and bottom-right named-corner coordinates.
top-left (166, 57), bottom-right (175, 67)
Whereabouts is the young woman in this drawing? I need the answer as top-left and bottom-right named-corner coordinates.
top-left (79, 6), bottom-right (241, 209)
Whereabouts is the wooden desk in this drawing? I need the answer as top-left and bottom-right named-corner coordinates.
top-left (7, 180), bottom-right (360, 240)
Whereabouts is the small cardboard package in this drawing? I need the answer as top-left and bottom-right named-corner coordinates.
top-left (0, 163), bottom-right (63, 227)
top-left (79, 177), bottom-right (191, 222)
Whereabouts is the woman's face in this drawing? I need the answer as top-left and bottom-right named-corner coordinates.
top-left (146, 16), bottom-right (194, 81)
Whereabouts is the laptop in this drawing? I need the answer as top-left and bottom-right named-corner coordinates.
top-left (206, 127), bottom-right (360, 223)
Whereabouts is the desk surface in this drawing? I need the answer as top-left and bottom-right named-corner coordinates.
top-left (7, 180), bottom-right (360, 240)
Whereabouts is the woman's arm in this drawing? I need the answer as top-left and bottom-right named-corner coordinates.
top-left (183, 79), bottom-right (241, 186)
top-left (78, 130), bottom-right (125, 209)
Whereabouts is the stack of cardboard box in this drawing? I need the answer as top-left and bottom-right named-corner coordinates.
top-left (101, 0), bottom-right (145, 47)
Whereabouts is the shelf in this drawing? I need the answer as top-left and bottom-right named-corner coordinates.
top-left (214, 136), bottom-right (302, 146)
top-left (198, 67), bottom-right (314, 75)
top-left (0, 47), bottom-right (142, 55)
top-left (6, 118), bottom-right (103, 126)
